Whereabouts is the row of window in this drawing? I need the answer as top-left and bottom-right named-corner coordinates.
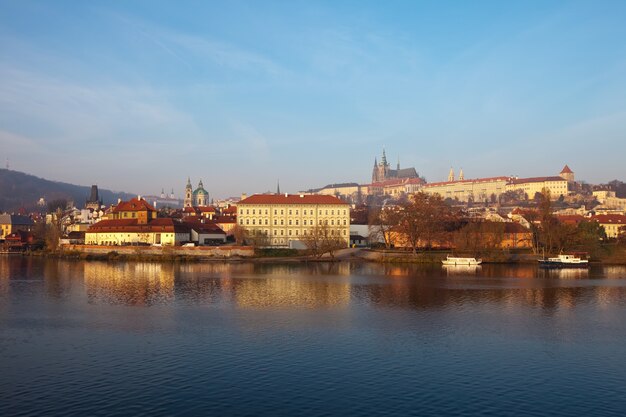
top-left (250, 229), bottom-right (347, 236)
top-left (241, 218), bottom-right (348, 226)
top-left (242, 208), bottom-right (348, 216)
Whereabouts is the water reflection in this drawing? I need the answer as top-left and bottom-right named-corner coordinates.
top-left (84, 262), bottom-right (175, 306)
top-left (1, 257), bottom-right (626, 311)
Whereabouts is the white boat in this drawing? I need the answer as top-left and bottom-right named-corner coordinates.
top-left (442, 256), bottom-right (482, 266)
top-left (538, 254), bottom-right (589, 268)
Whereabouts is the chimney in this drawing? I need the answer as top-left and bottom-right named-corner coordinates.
top-left (285, 193), bottom-right (288, 197)
top-left (241, 193), bottom-right (247, 200)
top-left (117, 198), bottom-right (121, 204)
top-left (300, 194), bottom-right (304, 198)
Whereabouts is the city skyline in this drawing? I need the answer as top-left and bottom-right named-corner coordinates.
top-left (2, 1), bottom-right (626, 198)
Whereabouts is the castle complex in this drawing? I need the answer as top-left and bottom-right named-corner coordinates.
top-left (371, 149), bottom-right (419, 183)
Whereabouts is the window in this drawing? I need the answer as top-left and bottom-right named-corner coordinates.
top-left (281, 220), bottom-right (284, 225)
top-left (331, 210), bottom-right (334, 215)
top-left (331, 220), bottom-right (334, 225)
top-left (289, 220), bottom-right (292, 225)
top-left (343, 220), bottom-right (347, 225)
top-left (281, 210), bottom-right (284, 215)
top-left (289, 210), bottom-right (292, 215)
top-left (265, 219), bottom-right (268, 225)
top-left (252, 209), bottom-right (255, 215)
top-left (273, 230), bottom-right (277, 235)
top-left (246, 209), bottom-right (249, 214)
top-left (280, 230), bottom-right (284, 235)
top-left (295, 230), bottom-right (299, 236)
top-left (325, 210), bottom-right (328, 215)
top-left (303, 220), bottom-right (307, 226)
top-left (274, 219), bottom-right (277, 225)
top-left (265, 210), bottom-right (268, 215)
top-left (252, 219), bottom-right (256, 225)
top-left (295, 220), bottom-right (299, 225)
top-left (246, 219), bottom-right (249, 225)
top-left (296, 210), bottom-right (299, 215)
top-left (288, 230), bottom-right (292, 236)
top-left (274, 210), bottom-right (277, 215)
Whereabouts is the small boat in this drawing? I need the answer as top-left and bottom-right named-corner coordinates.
top-left (442, 255), bottom-right (482, 266)
top-left (538, 254), bottom-right (589, 268)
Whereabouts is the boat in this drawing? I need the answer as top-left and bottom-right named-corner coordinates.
top-left (538, 254), bottom-right (589, 268)
top-left (442, 256), bottom-right (482, 266)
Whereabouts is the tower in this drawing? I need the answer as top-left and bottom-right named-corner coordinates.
top-left (448, 168), bottom-right (455, 182)
top-left (184, 178), bottom-right (193, 207)
top-left (559, 165), bottom-right (574, 183)
top-left (195, 180), bottom-right (208, 206)
top-left (459, 168), bottom-right (464, 181)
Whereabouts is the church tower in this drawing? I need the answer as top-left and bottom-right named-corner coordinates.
top-left (459, 168), bottom-right (464, 181)
top-left (184, 178), bottom-right (193, 207)
top-left (448, 168), bottom-right (455, 182)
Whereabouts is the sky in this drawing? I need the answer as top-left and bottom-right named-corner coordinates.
top-left (1, 0), bottom-right (626, 198)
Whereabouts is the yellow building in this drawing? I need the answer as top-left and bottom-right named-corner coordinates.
top-left (592, 215), bottom-right (626, 239)
top-left (506, 176), bottom-right (568, 200)
top-left (422, 177), bottom-right (510, 203)
top-left (0, 214), bottom-right (34, 239)
top-left (238, 194), bottom-right (350, 248)
top-left (85, 198), bottom-right (189, 246)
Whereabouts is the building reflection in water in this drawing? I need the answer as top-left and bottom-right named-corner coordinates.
top-left (83, 262), bottom-right (175, 306)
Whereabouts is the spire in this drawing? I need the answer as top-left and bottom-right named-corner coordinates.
top-left (459, 168), bottom-right (464, 181)
top-left (374, 157), bottom-right (378, 167)
top-left (448, 167), bottom-right (455, 182)
top-left (198, 179), bottom-right (204, 189)
top-left (381, 148), bottom-right (388, 166)
top-left (276, 179), bottom-right (281, 195)
top-left (397, 156), bottom-right (400, 171)
top-left (186, 177), bottom-right (192, 188)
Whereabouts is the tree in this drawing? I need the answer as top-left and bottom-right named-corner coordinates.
top-left (396, 192), bottom-right (459, 253)
top-left (368, 205), bottom-right (400, 249)
top-left (230, 225), bottom-right (248, 245)
top-left (301, 223), bottom-right (347, 259)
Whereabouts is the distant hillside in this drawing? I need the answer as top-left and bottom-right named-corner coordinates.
top-left (0, 169), bottom-right (135, 212)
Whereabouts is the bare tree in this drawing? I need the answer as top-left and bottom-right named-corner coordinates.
top-left (302, 223), bottom-right (347, 259)
top-left (368, 205), bottom-right (400, 249)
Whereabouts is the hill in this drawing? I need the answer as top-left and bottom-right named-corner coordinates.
top-left (0, 169), bottom-right (135, 212)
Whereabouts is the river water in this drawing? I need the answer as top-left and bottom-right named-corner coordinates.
top-left (1, 257), bottom-right (626, 416)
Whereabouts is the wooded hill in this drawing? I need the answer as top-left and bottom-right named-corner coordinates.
top-left (0, 168), bottom-right (135, 212)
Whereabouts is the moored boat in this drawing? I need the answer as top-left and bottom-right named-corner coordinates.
top-left (538, 254), bottom-right (589, 268)
top-left (442, 256), bottom-right (482, 266)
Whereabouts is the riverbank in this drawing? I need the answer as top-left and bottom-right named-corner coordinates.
top-left (10, 244), bottom-right (626, 265)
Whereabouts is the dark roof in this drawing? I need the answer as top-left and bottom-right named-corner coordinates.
top-left (560, 165), bottom-right (573, 174)
top-left (88, 218), bottom-right (189, 233)
top-left (0, 214), bottom-right (34, 226)
top-left (508, 176), bottom-right (566, 185)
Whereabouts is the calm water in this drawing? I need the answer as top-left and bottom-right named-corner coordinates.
top-left (1, 257), bottom-right (626, 416)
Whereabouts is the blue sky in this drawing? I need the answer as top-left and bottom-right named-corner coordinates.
top-left (1, 1), bottom-right (625, 198)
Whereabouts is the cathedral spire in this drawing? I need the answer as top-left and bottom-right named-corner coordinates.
top-left (448, 167), bottom-right (455, 182)
top-left (276, 179), bottom-right (281, 195)
top-left (381, 148), bottom-right (388, 166)
top-left (459, 168), bottom-right (464, 181)
top-left (374, 157), bottom-right (378, 167)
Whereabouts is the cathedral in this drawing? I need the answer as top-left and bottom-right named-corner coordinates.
top-left (184, 178), bottom-right (209, 207)
top-left (371, 149), bottom-right (419, 183)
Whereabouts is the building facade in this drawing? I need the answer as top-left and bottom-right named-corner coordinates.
top-left (237, 194), bottom-right (350, 248)
top-left (506, 176), bottom-right (568, 200)
top-left (184, 178), bottom-right (210, 207)
top-left (422, 177), bottom-right (511, 203)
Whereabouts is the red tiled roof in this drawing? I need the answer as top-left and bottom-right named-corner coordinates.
top-left (560, 165), bottom-right (573, 174)
top-left (197, 206), bottom-right (216, 212)
top-left (239, 194), bottom-right (347, 205)
top-left (87, 217), bottom-right (186, 233)
top-left (424, 176), bottom-right (511, 188)
top-left (112, 198), bottom-right (156, 213)
top-left (215, 216), bottom-right (236, 223)
top-left (592, 214), bottom-right (626, 224)
top-left (508, 176), bottom-right (566, 185)
top-left (222, 206), bottom-right (237, 214)
top-left (557, 215), bottom-right (587, 225)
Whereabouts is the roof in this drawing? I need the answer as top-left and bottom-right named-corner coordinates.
top-left (322, 182), bottom-right (360, 189)
top-left (0, 214), bottom-right (34, 226)
top-left (222, 206), bottom-right (237, 214)
top-left (592, 215), bottom-right (626, 224)
top-left (112, 198), bottom-right (156, 213)
top-left (560, 165), bottom-right (573, 174)
top-left (88, 217), bottom-right (189, 233)
top-left (239, 194), bottom-right (348, 205)
top-left (557, 215), bottom-right (587, 225)
top-left (215, 216), bottom-right (236, 224)
top-left (197, 206), bottom-right (216, 212)
top-left (424, 176), bottom-right (511, 188)
top-left (508, 176), bottom-right (566, 185)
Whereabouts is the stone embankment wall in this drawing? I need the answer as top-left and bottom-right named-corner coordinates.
top-left (61, 244), bottom-right (254, 258)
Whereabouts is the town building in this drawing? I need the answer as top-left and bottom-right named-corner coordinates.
top-left (0, 214), bottom-right (35, 239)
top-left (559, 165), bottom-right (575, 183)
top-left (237, 194), bottom-right (350, 248)
top-left (85, 185), bottom-right (103, 211)
top-left (591, 215), bottom-right (626, 239)
top-left (85, 197), bottom-right (190, 245)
